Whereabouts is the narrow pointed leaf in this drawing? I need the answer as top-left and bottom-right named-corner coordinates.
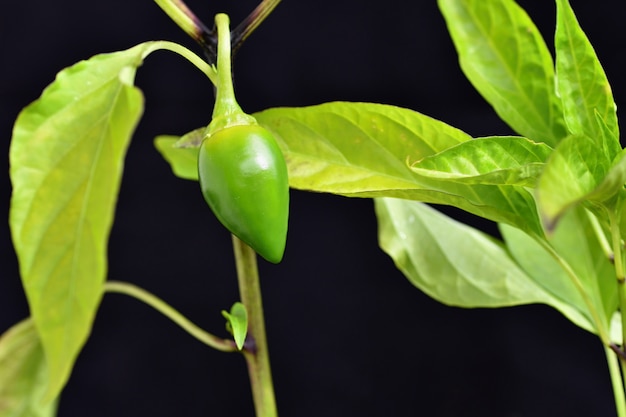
top-left (375, 198), bottom-right (594, 333)
top-left (9, 43), bottom-right (154, 399)
top-left (0, 319), bottom-right (58, 417)
top-left (410, 136), bottom-right (551, 185)
top-left (438, 0), bottom-right (566, 145)
top-left (555, 0), bottom-right (619, 153)
top-left (536, 134), bottom-right (614, 229)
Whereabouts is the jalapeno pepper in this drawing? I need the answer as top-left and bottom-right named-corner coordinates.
top-left (198, 124), bottom-right (289, 263)
top-left (198, 13), bottom-right (289, 263)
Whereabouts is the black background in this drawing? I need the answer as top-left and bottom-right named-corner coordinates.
top-left (2, 1), bottom-right (626, 416)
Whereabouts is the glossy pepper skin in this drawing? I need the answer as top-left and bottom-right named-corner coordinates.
top-left (198, 124), bottom-right (289, 263)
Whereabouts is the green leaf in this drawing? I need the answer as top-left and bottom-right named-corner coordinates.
top-left (438, 0), bottom-right (566, 146)
top-left (409, 136), bottom-right (552, 186)
top-left (255, 102), bottom-right (544, 236)
top-left (375, 198), bottom-right (594, 333)
top-left (154, 136), bottom-right (200, 181)
top-left (222, 303), bottom-right (248, 351)
top-left (555, 0), bottom-right (619, 154)
top-left (500, 207), bottom-right (615, 341)
top-left (9, 43), bottom-right (153, 400)
top-left (0, 319), bottom-right (58, 417)
top-left (536, 134), bottom-right (615, 229)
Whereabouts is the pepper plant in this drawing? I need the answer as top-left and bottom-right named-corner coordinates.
top-left (3, 0), bottom-right (626, 416)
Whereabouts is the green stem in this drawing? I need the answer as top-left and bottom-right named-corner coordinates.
top-left (587, 209), bottom-right (614, 261)
top-left (146, 40), bottom-right (217, 85)
top-left (232, 235), bottom-right (278, 417)
top-left (214, 13), bottom-right (238, 117)
top-left (608, 208), bottom-right (626, 350)
top-left (606, 345), bottom-right (626, 417)
top-left (208, 14), bottom-right (257, 135)
top-left (104, 281), bottom-right (237, 352)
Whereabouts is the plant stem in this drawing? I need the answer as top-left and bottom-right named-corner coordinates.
top-left (104, 281), bottom-right (237, 352)
top-left (208, 13), bottom-right (257, 135)
top-left (587, 209), bottom-right (614, 261)
top-left (232, 235), bottom-right (278, 417)
top-left (608, 208), bottom-right (626, 350)
top-left (606, 345), bottom-right (626, 417)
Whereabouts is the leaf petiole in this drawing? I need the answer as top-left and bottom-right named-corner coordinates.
top-left (146, 40), bottom-right (217, 85)
top-left (104, 281), bottom-right (237, 352)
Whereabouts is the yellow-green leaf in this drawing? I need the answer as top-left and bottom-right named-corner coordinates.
top-left (555, 0), bottom-right (619, 154)
top-left (438, 0), bottom-right (566, 146)
top-left (9, 43), bottom-right (152, 400)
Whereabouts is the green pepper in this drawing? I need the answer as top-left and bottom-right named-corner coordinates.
top-left (198, 124), bottom-right (289, 263)
top-left (197, 13), bottom-right (289, 263)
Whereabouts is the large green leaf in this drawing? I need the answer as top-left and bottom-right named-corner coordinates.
top-left (9, 43), bottom-right (153, 400)
top-left (375, 198), bottom-right (594, 334)
top-left (409, 136), bottom-right (552, 186)
top-left (0, 319), bottom-right (57, 417)
top-left (555, 0), bottom-right (619, 154)
top-left (438, 0), bottom-right (566, 146)
top-left (257, 103), bottom-right (544, 235)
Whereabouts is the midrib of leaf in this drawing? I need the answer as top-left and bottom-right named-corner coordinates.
top-left (287, 148), bottom-right (419, 189)
top-left (461, 1), bottom-right (555, 136)
top-left (63, 80), bottom-right (123, 356)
